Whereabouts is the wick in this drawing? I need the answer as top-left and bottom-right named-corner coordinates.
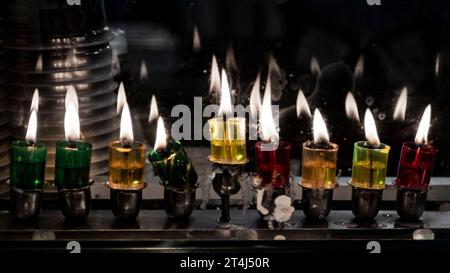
top-left (121, 139), bottom-right (131, 148)
top-left (68, 140), bottom-right (77, 149)
top-left (27, 140), bottom-right (36, 148)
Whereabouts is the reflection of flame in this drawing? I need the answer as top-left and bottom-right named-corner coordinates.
top-left (415, 105), bottom-right (431, 145)
top-left (117, 82), bottom-right (128, 115)
top-left (435, 53), bottom-right (440, 77)
top-left (364, 108), bottom-right (380, 147)
top-left (65, 86), bottom-right (79, 111)
top-left (154, 117), bottom-right (167, 151)
top-left (120, 103), bottom-right (134, 143)
top-left (310, 56), bottom-right (321, 76)
top-left (259, 76), bottom-right (279, 143)
top-left (393, 87), bottom-right (407, 121)
top-left (65, 48), bottom-right (77, 68)
top-left (139, 60), bottom-right (149, 82)
top-left (193, 25), bottom-right (201, 52)
top-left (354, 55), bottom-right (364, 80)
top-left (226, 45), bottom-right (237, 72)
top-left (35, 54), bottom-right (43, 72)
top-left (26, 110), bottom-right (37, 143)
top-left (148, 95), bottom-right (159, 123)
top-left (345, 92), bottom-right (360, 122)
top-left (249, 72), bottom-right (261, 120)
top-left (210, 55), bottom-right (221, 97)
top-left (218, 69), bottom-right (233, 117)
top-left (30, 88), bottom-right (39, 113)
top-left (296, 90), bottom-right (311, 118)
top-left (64, 89), bottom-right (80, 142)
top-left (268, 54), bottom-right (283, 101)
top-left (313, 109), bottom-right (329, 143)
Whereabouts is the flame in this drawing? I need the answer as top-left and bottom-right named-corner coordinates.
top-left (354, 55), bottom-right (364, 79)
top-left (139, 60), bottom-right (149, 82)
top-left (364, 108), bottom-right (380, 147)
top-left (415, 105), bottom-right (431, 145)
top-left (393, 87), bottom-right (408, 121)
top-left (249, 72), bottom-right (261, 120)
top-left (148, 95), bottom-right (159, 123)
top-left (259, 76), bottom-right (279, 143)
top-left (210, 55), bottom-right (221, 96)
top-left (117, 82), bottom-right (128, 115)
top-left (313, 109), bottom-right (329, 143)
top-left (345, 92), bottom-right (360, 122)
top-left (153, 117), bottom-right (167, 151)
top-left (65, 86), bottom-right (79, 111)
top-left (35, 54), bottom-right (43, 72)
top-left (64, 101), bottom-right (80, 142)
top-left (30, 88), bottom-right (39, 113)
top-left (26, 110), bottom-right (37, 143)
top-left (310, 56), bottom-right (321, 76)
top-left (296, 90), bottom-right (311, 118)
top-left (218, 69), bottom-right (233, 117)
top-left (193, 25), bottom-right (201, 52)
top-left (120, 103), bottom-right (134, 143)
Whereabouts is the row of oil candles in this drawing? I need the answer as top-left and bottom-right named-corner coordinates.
top-left (10, 69), bottom-right (437, 221)
top-left (207, 68), bottom-right (437, 221)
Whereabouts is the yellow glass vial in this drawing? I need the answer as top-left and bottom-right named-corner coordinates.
top-left (208, 117), bottom-right (247, 164)
top-left (301, 141), bottom-right (338, 189)
top-left (108, 141), bottom-right (146, 190)
top-left (351, 141), bottom-right (390, 190)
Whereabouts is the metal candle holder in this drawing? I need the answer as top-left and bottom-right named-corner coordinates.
top-left (211, 163), bottom-right (243, 228)
top-left (10, 187), bottom-right (42, 220)
top-left (108, 183), bottom-right (146, 220)
top-left (163, 184), bottom-right (198, 219)
top-left (59, 184), bottom-right (92, 221)
top-left (396, 187), bottom-right (428, 220)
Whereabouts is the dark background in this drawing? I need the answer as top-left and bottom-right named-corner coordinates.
top-left (103, 0), bottom-right (450, 176)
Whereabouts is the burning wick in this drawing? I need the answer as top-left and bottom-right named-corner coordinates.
top-left (120, 103), bottom-right (134, 148)
top-left (311, 108), bottom-right (332, 149)
top-left (154, 117), bottom-right (167, 154)
top-left (364, 108), bottom-right (380, 149)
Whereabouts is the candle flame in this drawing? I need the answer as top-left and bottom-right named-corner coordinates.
top-left (415, 105), bottom-right (431, 145)
top-left (65, 85), bottom-right (79, 112)
top-left (35, 54), bottom-right (43, 72)
top-left (296, 90), bottom-right (311, 118)
top-left (249, 71), bottom-right (261, 120)
top-left (218, 69), bottom-right (233, 117)
top-left (313, 109), bottom-right (329, 143)
top-left (64, 101), bottom-right (80, 142)
top-left (153, 117), bottom-right (167, 151)
top-left (25, 110), bottom-right (37, 143)
top-left (310, 56), bottom-right (321, 76)
top-left (393, 87), bottom-right (408, 121)
top-left (30, 88), bottom-right (39, 113)
top-left (210, 55), bottom-right (221, 96)
top-left (148, 95), bottom-right (159, 123)
top-left (120, 103), bottom-right (134, 143)
top-left (345, 92), bottom-right (360, 122)
top-left (140, 60), bottom-right (149, 82)
top-left (193, 25), bottom-right (201, 52)
top-left (259, 76), bottom-right (279, 143)
top-left (364, 108), bottom-right (380, 147)
top-left (117, 82), bottom-right (128, 115)
top-left (354, 55), bottom-right (364, 79)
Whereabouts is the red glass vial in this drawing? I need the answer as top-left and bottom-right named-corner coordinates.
top-left (395, 142), bottom-right (438, 190)
top-left (255, 141), bottom-right (291, 189)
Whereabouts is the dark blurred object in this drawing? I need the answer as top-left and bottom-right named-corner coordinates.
top-left (3, 0), bottom-right (118, 180)
top-left (0, 3), bottom-right (9, 183)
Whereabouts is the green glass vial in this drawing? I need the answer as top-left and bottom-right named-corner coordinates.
top-left (10, 140), bottom-right (48, 189)
top-left (54, 140), bottom-right (92, 190)
top-left (351, 141), bottom-right (390, 190)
